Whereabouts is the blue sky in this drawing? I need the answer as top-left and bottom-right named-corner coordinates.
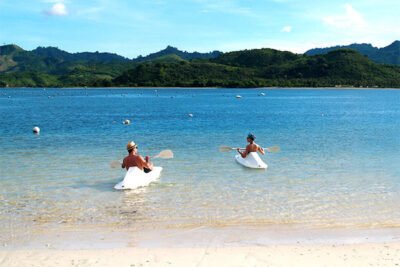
top-left (0, 0), bottom-right (399, 58)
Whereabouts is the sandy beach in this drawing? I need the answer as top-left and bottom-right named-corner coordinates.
top-left (1, 243), bottom-right (400, 267)
top-left (2, 226), bottom-right (400, 266)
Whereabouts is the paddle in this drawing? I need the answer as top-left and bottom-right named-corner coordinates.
top-left (110, 149), bottom-right (174, 168)
top-left (152, 149), bottom-right (174, 159)
top-left (110, 160), bottom-right (122, 169)
top-left (219, 145), bottom-right (280, 153)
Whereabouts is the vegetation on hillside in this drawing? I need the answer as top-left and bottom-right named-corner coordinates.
top-left (1, 43), bottom-right (400, 88)
top-left (305, 41), bottom-right (400, 66)
top-left (114, 49), bottom-right (400, 88)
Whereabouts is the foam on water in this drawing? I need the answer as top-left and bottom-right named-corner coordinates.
top-left (1, 88), bottom-right (400, 245)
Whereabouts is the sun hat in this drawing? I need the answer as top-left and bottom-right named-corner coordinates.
top-left (126, 141), bottom-right (137, 150)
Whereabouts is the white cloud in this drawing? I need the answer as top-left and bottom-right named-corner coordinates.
top-left (45, 1), bottom-right (68, 16)
top-left (322, 3), bottom-right (366, 29)
top-left (281, 25), bottom-right (292, 33)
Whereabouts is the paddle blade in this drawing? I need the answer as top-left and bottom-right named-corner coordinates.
top-left (110, 160), bottom-right (122, 169)
top-left (153, 149), bottom-right (174, 159)
top-left (266, 146), bottom-right (281, 153)
top-left (219, 146), bottom-right (234, 152)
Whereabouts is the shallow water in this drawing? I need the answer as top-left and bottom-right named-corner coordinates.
top-left (1, 88), bottom-right (400, 244)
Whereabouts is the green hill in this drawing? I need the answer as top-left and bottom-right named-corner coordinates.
top-left (134, 46), bottom-right (221, 62)
top-left (0, 44), bottom-right (222, 87)
top-left (113, 61), bottom-right (259, 87)
top-left (305, 41), bottom-right (400, 66)
top-left (211, 48), bottom-right (298, 67)
top-left (114, 49), bottom-right (400, 88)
top-left (147, 54), bottom-right (187, 63)
top-left (0, 44), bottom-right (24, 72)
top-left (0, 44), bottom-right (138, 86)
top-left (32, 46), bottom-right (130, 63)
top-left (1, 43), bottom-right (400, 88)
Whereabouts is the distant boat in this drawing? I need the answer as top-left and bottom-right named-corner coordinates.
top-left (236, 95), bottom-right (242, 99)
top-left (259, 92), bottom-right (266, 96)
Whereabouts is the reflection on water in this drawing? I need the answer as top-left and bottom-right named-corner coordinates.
top-left (1, 88), bottom-right (400, 244)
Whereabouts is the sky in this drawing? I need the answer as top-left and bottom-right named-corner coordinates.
top-left (0, 0), bottom-right (399, 58)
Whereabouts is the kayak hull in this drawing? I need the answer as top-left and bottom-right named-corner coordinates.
top-left (235, 152), bottom-right (267, 169)
top-left (114, 166), bottom-right (163, 190)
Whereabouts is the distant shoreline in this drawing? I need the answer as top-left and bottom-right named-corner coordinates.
top-left (1, 86), bottom-right (399, 90)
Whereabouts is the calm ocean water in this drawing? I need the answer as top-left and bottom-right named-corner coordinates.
top-left (1, 88), bottom-right (400, 243)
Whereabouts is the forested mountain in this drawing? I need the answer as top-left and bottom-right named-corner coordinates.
top-left (305, 41), bottom-right (400, 65)
top-left (114, 49), bottom-right (400, 88)
top-left (32, 47), bottom-right (130, 63)
top-left (134, 46), bottom-right (221, 62)
top-left (1, 43), bottom-right (400, 88)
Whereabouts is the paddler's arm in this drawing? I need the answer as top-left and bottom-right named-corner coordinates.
top-left (237, 147), bottom-right (249, 158)
top-left (258, 146), bottom-right (265, 155)
top-left (139, 156), bottom-right (153, 170)
top-left (121, 158), bottom-right (126, 169)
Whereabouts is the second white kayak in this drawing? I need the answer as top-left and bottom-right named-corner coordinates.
top-left (235, 152), bottom-right (267, 169)
top-left (114, 166), bottom-right (163, 190)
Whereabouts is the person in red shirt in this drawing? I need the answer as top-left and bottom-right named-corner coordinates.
top-left (121, 141), bottom-right (153, 173)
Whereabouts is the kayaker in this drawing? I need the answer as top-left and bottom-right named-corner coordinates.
top-left (122, 141), bottom-right (153, 173)
top-left (237, 133), bottom-right (265, 158)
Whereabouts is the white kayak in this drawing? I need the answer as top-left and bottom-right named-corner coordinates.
top-left (235, 152), bottom-right (267, 169)
top-left (114, 166), bottom-right (163, 190)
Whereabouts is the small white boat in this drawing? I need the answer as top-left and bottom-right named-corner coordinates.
top-left (236, 95), bottom-right (242, 99)
top-left (114, 167), bottom-right (163, 190)
top-left (235, 152), bottom-right (267, 169)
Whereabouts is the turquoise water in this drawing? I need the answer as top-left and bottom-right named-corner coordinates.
top-left (1, 88), bottom-right (400, 243)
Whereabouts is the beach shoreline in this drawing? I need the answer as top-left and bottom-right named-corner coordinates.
top-left (2, 242), bottom-right (400, 267)
top-left (2, 226), bottom-right (400, 266)
top-left (3, 224), bottom-right (400, 250)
